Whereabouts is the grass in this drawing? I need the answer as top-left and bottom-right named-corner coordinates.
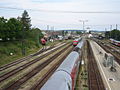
top-left (0, 40), bottom-right (39, 66)
top-left (0, 40), bottom-right (72, 67)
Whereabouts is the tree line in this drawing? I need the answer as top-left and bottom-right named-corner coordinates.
top-left (0, 10), bottom-right (43, 41)
top-left (105, 29), bottom-right (120, 40)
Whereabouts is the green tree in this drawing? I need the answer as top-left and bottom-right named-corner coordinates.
top-left (7, 18), bottom-right (22, 40)
top-left (0, 17), bottom-right (23, 41)
top-left (105, 31), bottom-right (110, 39)
top-left (0, 17), bottom-right (7, 41)
top-left (76, 31), bottom-right (82, 35)
top-left (65, 31), bottom-right (68, 35)
top-left (27, 28), bottom-right (43, 47)
top-left (62, 30), bottom-right (65, 36)
top-left (110, 29), bottom-right (120, 40)
top-left (21, 10), bottom-right (31, 31)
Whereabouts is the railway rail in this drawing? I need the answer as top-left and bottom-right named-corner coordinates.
top-left (87, 40), bottom-right (105, 90)
top-left (0, 43), bottom-right (72, 90)
top-left (3, 44), bottom-right (72, 90)
top-left (0, 45), bottom-right (55, 71)
top-left (30, 46), bottom-right (73, 90)
top-left (97, 39), bottom-right (120, 56)
top-left (0, 43), bottom-right (69, 82)
top-left (94, 39), bottom-right (120, 65)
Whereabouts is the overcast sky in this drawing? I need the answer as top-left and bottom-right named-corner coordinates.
top-left (0, 0), bottom-right (120, 31)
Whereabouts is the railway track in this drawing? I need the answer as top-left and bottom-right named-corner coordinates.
top-left (0, 45), bottom-right (55, 71)
top-left (0, 42), bottom-right (71, 89)
top-left (104, 44), bottom-right (120, 58)
top-left (87, 40), bottom-right (105, 90)
top-left (2, 43), bottom-right (72, 90)
top-left (30, 46), bottom-right (73, 90)
top-left (98, 39), bottom-right (120, 56)
top-left (101, 39), bottom-right (120, 50)
top-left (0, 55), bottom-right (32, 71)
top-left (0, 43), bottom-right (68, 82)
top-left (94, 39), bottom-right (120, 65)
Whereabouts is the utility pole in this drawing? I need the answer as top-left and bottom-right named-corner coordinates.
top-left (21, 17), bottom-right (30, 56)
top-left (110, 25), bottom-right (112, 38)
top-left (79, 20), bottom-right (88, 33)
top-left (116, 24), bottom-right (118, 30)
top-left (110, 25), bottom-right (112, 30)
top-left (115, 24), bottom-right (118, 40)
top-left (105, 28), bottom-right (107, 31)
top-left (53, 26), bottom-right (54, 38)
top-left (51, 26), bottom-right (54, 39)
top-left (21, 20), bottom-right (25, 56)
top-left (105, 28), bottom-right (107, 39)
top-left (52, 26), bottom-right (54, 31)
top-left (47, 25), bottom-right (49, 30)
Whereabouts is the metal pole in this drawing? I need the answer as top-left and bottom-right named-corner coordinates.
top-left (47, 25), bottom-right (49, 30)
top-left (79, 20), bottom-right (88, 34)
top-left (83, 21), bottom-right (85, 31)
top-left (22, 25), bottom-right (25, 56)
top-left (116, 24), bottom-right (118, 30)
top-left (110, 25), bottom-right (112, 30)
top-left (51, 26), bottom-right (53, 39)
top-left (110, 25), bottom-right (112, 38)
top-left (21, 17), bottom-right (30, 56)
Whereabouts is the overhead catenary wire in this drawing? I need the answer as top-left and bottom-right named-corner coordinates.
top-left (1, 6), bottom-right (120, 30)
top-left (33, 19), bottom-right (120, 26)
top-left (0, 6), bottom-right (120, 14)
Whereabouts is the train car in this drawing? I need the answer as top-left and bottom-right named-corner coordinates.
top-left (41, 40), bottom-right (84, 90)
top-left (41, 38), bottom-right (46, 45)
top-left (110, 38), bottom-right (120, 46)
top-left (73, 39), bottom-right (79, 46)
top-left (115, 41), bottom-right (120, 46)
top-left (76, 39), bottom-right (84, 49)
top-left (73, 38), bottom-right (82, 46)
top-left (57, 51), bottom-right (80, 90)
top-left (110, 38), bottom-right (115, 44)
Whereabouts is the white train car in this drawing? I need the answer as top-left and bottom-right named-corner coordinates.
top-left (41, 40), bottom-right (84, 90)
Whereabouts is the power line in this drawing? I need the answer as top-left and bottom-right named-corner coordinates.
top-left (0, 6), bottom-right (120, 14)
top-left (33, 20), bottom-right (120, 27)
top-left (32, 19), bottom-right (120, 26)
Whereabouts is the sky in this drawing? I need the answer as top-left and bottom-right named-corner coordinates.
top-left (0, 0), bottom-right (120, 31)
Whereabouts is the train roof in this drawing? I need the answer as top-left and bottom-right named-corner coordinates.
top-left (115, 40), bottom-right (120, 43)
top-left (56, 51), bottom-right (79, 74)
top-left (41, 71), bottom-right (72, 90)
top-left (110, 38), bottom-right (120, 42)
top-left (76, 40), bottom-right (84, 49)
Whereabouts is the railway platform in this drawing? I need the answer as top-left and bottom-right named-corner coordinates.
top-left (90, 40), bottom-right (120, 90)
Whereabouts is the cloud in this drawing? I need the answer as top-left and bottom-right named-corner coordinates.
top-left (0, 0), bottom-right (120, 30)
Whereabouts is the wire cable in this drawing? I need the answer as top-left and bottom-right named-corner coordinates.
top-left (0, 6), bottom-right (120, 14)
